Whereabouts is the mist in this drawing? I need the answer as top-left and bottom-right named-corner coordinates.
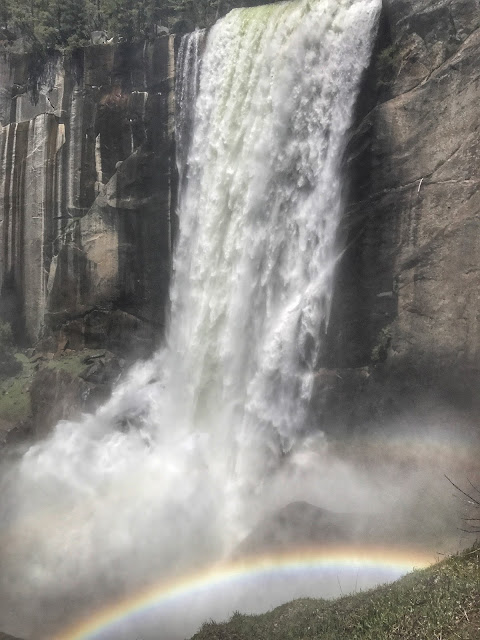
top-left (0, 388), bottom-right (476, 639)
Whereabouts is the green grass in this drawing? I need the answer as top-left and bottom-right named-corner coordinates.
top-left (45, 350), bottom-right (101, 377)
top-left (0, 349), bottom-right (103, 425)
top-left (192, 546), bottom-right (480, 640)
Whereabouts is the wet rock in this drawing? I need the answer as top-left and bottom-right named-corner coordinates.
top-left (3, 420), bottom-right (33, 448)
top-left (30, 368), bottom-right (93, 438)
top-left (0, 38), bottom-right (176, 354)
top-left (28, 351), bottom-right (126, 437)
top-left (323, 0), bottom-right (480, 428)
top-left (235, 502), bottom-right (355, 557)
top-left (80, 351), bottom-right (123, 385)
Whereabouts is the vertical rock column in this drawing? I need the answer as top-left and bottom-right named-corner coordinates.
top-left (23, 114), bottom-right (61, 341)
top-left (0, 113), bottom-right (62, 341)
top-left (0, 121), bottom-right (28, 334)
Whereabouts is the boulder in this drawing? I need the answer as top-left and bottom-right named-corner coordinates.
top-left (235, 502), bottom-right (355, 557)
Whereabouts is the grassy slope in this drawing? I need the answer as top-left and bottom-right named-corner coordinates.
top-left (192, 546), bottom-right (480, 640)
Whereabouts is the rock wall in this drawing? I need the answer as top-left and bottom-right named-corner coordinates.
top-left (320, 0), bottom-right (480, 433)
top-left (0, 39), bottom-right (177, 356)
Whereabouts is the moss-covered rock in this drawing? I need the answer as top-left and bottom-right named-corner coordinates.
top-left (0, 348), bottom-right (125, 446)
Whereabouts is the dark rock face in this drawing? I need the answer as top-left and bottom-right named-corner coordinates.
top-left (0, 39), bottom-right (177, 357)
top-left (235, 502), bottom-right (355, 557)
top-left (29, 352), bottom-right (123, 438)
top-left (321, 0), bottom-right (480, 433)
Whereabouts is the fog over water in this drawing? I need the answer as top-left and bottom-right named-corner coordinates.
top-left (0, 2), bottom-right (477, 639)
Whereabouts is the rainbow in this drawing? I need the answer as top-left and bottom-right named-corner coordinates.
top-left (54, 546), bottom-right (434, 640)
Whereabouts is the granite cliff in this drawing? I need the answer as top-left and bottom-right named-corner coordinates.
top-left (318, 0), bottom-right (480, 435)
top-left (0, 39), bottom-right (178, 440)
top-left (0, 39), bottom-right (176, 353)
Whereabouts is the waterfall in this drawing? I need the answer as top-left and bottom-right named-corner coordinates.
top-left (0, 1), bottom-right (380, 637)
top-left (176, 29), bottom-right (207, 192)
top-left (170, 0), bottom-right (380, 518)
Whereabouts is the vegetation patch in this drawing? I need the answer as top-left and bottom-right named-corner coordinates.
top-left (0, 354), bottom-right (34, 424)
top-left (44, 350), bottom-right (99, 378)
top-left (0, 0), bottom-right (284, 54)
top-left (191, 546), bottom-right (480, 640)
top-left (0, 348), bottom-right (104, 427)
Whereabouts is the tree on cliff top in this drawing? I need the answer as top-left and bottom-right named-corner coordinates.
top-left (7, 0), bottom-right (90, 48)
top-left (0, 0), bottom-right (282, 49)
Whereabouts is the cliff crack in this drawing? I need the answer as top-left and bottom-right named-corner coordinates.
top-left (403, 305), bottom-right (435, 320)
top-left (377, 25), bottom-right (480, 106)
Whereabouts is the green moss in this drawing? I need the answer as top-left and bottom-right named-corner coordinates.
top-left (0, 354), bottom-right (35, 423)
top-left (45, 350), bottom-right (100, 377)
top-left (191, 546), bottom-right (480, 640)
top-left (0, 349), bottom-right (102, 425)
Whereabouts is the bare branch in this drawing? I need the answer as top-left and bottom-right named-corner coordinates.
top-left (467, 478), bottom-right (480, 496)
top-left (445, 475), bottom-right (480, 507)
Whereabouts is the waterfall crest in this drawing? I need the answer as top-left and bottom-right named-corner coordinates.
top-left (0, 1), bottom-right (380, 636)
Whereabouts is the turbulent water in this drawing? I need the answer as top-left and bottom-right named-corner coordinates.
top-left (0, 0), bottom-right (382, 637)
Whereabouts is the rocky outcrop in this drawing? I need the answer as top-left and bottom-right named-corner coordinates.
top-left (0, 39), bottom-right (177, 356)
top-left (321, 0), bottom-right (480, 433)
top-left (0, 348), bottom-right (126, 448)
top-left (234, 502), bottom-right (355, 556)
top-left (29, 351), bottom-right (124, 438)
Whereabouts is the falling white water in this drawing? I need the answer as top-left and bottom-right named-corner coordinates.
top-left (0, 1), bottom-right (381, 637)
top-left (176, 28), bottom-right (206, 191)
top-left (169, 0), bottom-right (380, 529)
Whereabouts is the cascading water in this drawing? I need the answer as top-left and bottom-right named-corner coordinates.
top-left (176, 28), bottom-right (206, 193)
top-left (170, 0), bottom-right (380, 532)
top-left (0, 0), bottom-right (381, 637)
